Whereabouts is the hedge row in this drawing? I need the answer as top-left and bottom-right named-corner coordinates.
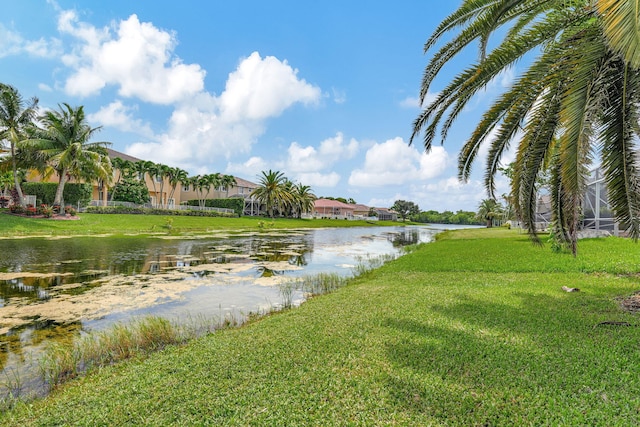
top-left (185, 198), bottom-right (244, 216)
top-left (22, 182), bottom-right (93, 206)
top-left (84, 205), bottom-right (237, 217)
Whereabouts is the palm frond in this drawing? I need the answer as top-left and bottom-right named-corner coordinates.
top-left (598, 0), bottom-right (640, 68)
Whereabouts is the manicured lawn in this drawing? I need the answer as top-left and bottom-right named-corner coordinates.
top-left (0, 211), bottom-right (399, 237)
top-left (3, 229), bottom-right (640, 425)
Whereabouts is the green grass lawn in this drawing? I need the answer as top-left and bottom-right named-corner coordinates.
top-left (0, 211), bottom-right (399, 237)
top-left (3, 228), bottom-right (640, 425)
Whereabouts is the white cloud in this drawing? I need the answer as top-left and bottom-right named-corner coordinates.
top-left (59, 12), bottom-right (205, 103)
top-left (125, 52), bottom-right (321, 170)
top-left (348, 137), bottom-right (449, 187)
top-left (42, 8), bottom-right (321, 174)
top-left (400, 90), bottom-right (439, 109)
top-left (332, 88), bottom-right (346, 104)
top-left (219, 52), bottom-right (320, 121)
top-left (0, 23), bottom-right (62, 58)
top-left (286, 132), bottom-right (358, 174)
top-left (295, 172), bottom-right (341, 188)
top-left (88, 100), bottom-right (154, 137)
top-left (226, 156), bottom-right (269, 176)
top-left (38, 83), bottom-right (53, 92)
top-left (416, 177), bottom-right (488, 212)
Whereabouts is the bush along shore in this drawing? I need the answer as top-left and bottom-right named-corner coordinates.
top-left (3, 228), bottom-right (640, 425)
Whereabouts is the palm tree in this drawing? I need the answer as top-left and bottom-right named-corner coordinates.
top-left (24, 103), bottom-right (111, 208)
top-left (598, 0), bottom-right (640, 68)
top-left (192, 174), bottom-right (218, 208)
top-left (477, 198), bottom-right (502, 228)
top-left (0, 84), bottom-right (38, 207)
top-left (293, 183), bottom-right (316, 219)
top-left (282, 179), bottom-right (296, 217)
top-left (143, 161), bottom-right (162, 207)
top-left (220, 174), bottom-right (237, 198)
top-left (250, 170), bottom-right (291, 218)
top-left (155, 163), bottom-right (171, 208)
top-left (411, 0), bottom-right (640, 254)
top-left (167, 166), bottom-right (189, 205)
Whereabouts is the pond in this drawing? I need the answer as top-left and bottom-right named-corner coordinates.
top-left (0, 224), bottom-right (453, 398)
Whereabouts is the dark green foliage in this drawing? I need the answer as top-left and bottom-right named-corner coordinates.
top-left (112, 177), bottom-right (151, 205)
top-left (411, 209), bottom-right (481, 225)
top-left (391, 200), bottom-right (420, 221)
top-left (84, 205), bottom-right (236, 217)
top-left (185, 198), bottom-right (244, 216)
top-left (22, 182), bottom-right (92, 206)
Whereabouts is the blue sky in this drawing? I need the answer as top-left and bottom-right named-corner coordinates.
top-left (0, 0), bottom-right (515, 211)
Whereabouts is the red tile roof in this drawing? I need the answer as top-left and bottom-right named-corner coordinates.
top-left (314, 199), bottom-right (356, 209)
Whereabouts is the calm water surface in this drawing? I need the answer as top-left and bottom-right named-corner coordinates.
top-left (0, 224), bottom-right (458, 397)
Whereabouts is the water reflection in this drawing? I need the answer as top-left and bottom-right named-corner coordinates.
top-left (0, 225), bottom-right (442, 395)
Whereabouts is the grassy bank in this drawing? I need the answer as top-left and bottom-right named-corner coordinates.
top-left (3, 228), bottom-right (640, 425)
top-left (0, 211), bottom-right (399, 237)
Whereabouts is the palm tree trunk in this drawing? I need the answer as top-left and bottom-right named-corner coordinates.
top-left (53, 169), bottom-right (68, 209)
top-left (10, 143), bottom-right (25, 207)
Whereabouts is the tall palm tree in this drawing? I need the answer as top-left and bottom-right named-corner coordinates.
top-left (143, 161), bottom-right (163, 207)
top-left (411, 0), bottom-right (640, 254)
top-left (282, 179), bottom-right (296, 217)
top-left (0, 84), bottom-right (38, 207)
top-left (155, 163), bottom-right (171, 208)
top-left (250, 170), bottom-right (291, 218)
top-left (293, 183), bottom-right (316, 219)
top-left (24, 103), bottom-right (111, 207)
top-left (477, 198), bottom-right (502, 228)
top-left (167, 166), bottom-right (189, 205)
top-left (220, 174), bottom-right (237, 198)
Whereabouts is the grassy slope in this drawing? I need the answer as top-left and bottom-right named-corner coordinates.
top-left (0, 212), bottom-right (399, 237)
top-left (4, 228), bottom-right (640, 425)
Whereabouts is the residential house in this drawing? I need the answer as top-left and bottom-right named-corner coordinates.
top-left (374, 207), bottom-right (398, 221)
top-left (313, 199), bottom-right (356, 219)
top-left (351, 203), bottom-right (371, 218)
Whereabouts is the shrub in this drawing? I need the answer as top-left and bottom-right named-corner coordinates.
top-left (22, 183), bottom-right (92, 207)
top-left (84, 206), bottom-right (236, 218)
top-left (111, 178), bottom-right (151, 205)
top-left (185, 198), bottom-right (244, 216)
top-left (39, 204), bottom-right (54, 218)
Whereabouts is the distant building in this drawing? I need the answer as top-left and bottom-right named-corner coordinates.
top-left (374, 207), bottom-right (398, 221)
top-left (313, 199), bottom-right (356, 218)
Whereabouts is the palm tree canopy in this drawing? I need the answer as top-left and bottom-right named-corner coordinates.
top-left (412, 0), bottom-right (640, 254)
top-left (24, 103), bottom-right (112, 205)
top-left (0, 83), bottom-right (38, 205)
top-left (251, 170), bottom-right (292, 217)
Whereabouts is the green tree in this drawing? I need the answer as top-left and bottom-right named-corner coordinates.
top-left (0, 84), bottom-right (38, 207)
top-left (411, 0), bottom-right (640, 254)
top-left (220, 174), bottom-right (237, 198)
top-left (292, 183), bottom-right (316, 219)
top-left (0, 170), bottom-right (13, 198)
top-left (167, 166), bottom-right (189, 205)
top-left (251, 170), bottom-right (291, 218)
top-left (25, 104), bottom-right (111, 207)
top-left (155, 163), bottom-right (171, 208)
top-left (391, 200), bottom-right (420, 221)
top-left (477, 199), bottom-right (503, 228)
top-left (109, 157), bottom-right (135, 201)
top-left (112, 177), bottom-right (150, 205)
